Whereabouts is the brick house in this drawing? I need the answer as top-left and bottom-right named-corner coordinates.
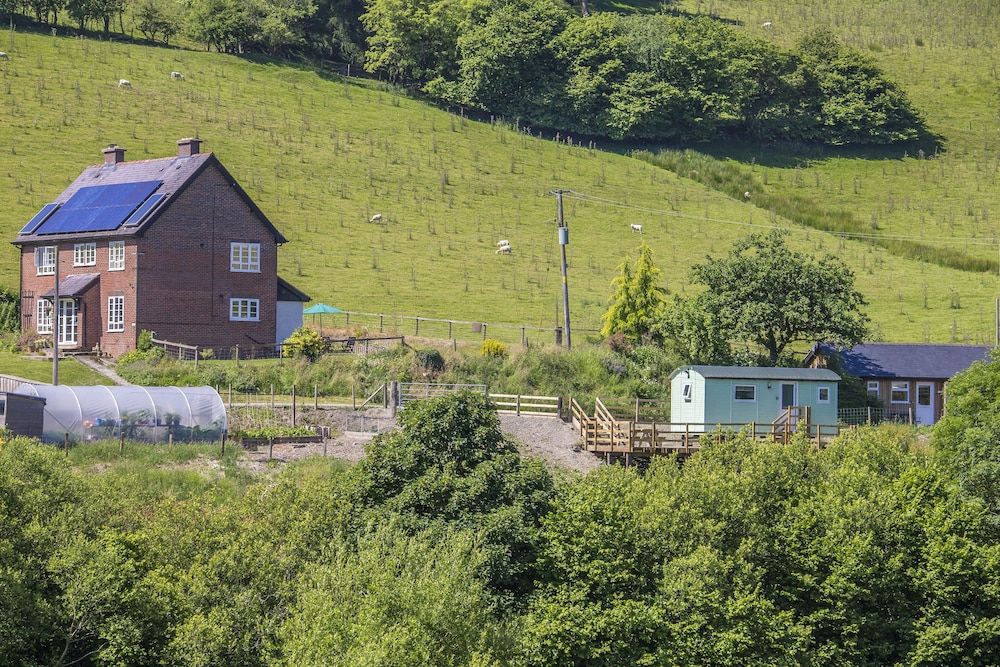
top-left (13, 139), bottom-right (309, 357)
top-left (804, 342), bottom-right (993, 425)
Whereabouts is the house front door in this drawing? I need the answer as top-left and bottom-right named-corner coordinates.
top-left (915, 383), bottom-right (935, 425)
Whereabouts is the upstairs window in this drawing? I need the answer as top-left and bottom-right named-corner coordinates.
top-left (36, 299), bottom-right (53, 334)
top-left (230, 242), bottom-right (260, 273)
top-left (734, 385), bottom-right (756, 402)
top-left (229, 298), bottom-right (259, 322)
top-left (107, 296), bottom-right (124, 332)
top-left (73, 242), bottom-right (96, 267)
top-left (35, 246), bottom-right (56, 275)
top-left (108, 241), bottom-right (125, 271)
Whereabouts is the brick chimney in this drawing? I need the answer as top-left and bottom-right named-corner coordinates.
top-left (102, 144), bottom-right (126, 165)
top-left (177, 137), bottom-right (202, 157)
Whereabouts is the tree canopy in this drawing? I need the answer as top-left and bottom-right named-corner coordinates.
top-left (662, 231), bottom-right (870, 365)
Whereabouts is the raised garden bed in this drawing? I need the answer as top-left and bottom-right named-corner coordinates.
top-left (240, 434), bottom-right (323, 448)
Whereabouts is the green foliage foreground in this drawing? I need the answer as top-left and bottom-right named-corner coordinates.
top-left (3, 389), bottom-right (1000, 665)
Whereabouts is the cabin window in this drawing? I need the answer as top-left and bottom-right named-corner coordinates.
top-left (817, 386), bottom-right (831, 403)
top-left (73, 242), bottom-right (96, 267)
top-left (229, 298), bottom-right (260, 322)
top-left (867, 381), bottom-right (880, 398)
top-left (36, 299), bottom-right (53, 334)
top-left (107, 296), bottom-right (124, 332)
top-left (35, 246), bottom-right (56, 275)
top-left (230, 242), bottom-right (261, 273)
top-left (734, 385), bottom-right (756, 402)
top-left (682, 383), bottom-right (692, 402)
top-left (891, 382), bottom-right (910, 404)
top-left (108, 241), bottom-right (125, 271)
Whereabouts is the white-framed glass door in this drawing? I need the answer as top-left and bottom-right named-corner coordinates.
top-left (58, 298), bottom-right (77, 345)
top-left (915, 383), bottom-right (935, 425)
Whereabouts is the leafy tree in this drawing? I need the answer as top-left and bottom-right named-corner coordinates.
top-left (361, 0), bottom-right (469, 82)
top-left (600, 243), bottom-right (667, 344)
top-left (135, 0), bottom-right (181, 44)
top-left (282, 326), bottom-right (328, 360)
top-left (665, 231), bottom-right (870, 365)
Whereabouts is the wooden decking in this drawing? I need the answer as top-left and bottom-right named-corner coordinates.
top-left (571, 398), bottom-right (840, 458)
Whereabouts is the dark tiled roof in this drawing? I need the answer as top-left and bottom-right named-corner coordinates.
top-left (670, 365), bottom-right (841, 381)
top-left (277, 276), bottom-right (310, 302)
top-left (41, 273), bottom-right (99, 297)
top-left (813, 343), bottom-right (993, 380)
top-left (14, 151), bottom-right (287, 244)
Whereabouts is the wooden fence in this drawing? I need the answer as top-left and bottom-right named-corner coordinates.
top-left (0, 374), bottom-right (39, 393)
top-left (490, 393), bottom-right (562, 417)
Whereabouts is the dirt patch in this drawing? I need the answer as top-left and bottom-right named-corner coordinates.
top-left (243, 431), bottom-right (377, 465)
top-left (499, 415), bottom-right (601, 473)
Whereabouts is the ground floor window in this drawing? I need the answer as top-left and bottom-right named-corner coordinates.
top-left (229, 298), bottom-right (260, 322)
top-left (36, 299), bottom-right (53, 334)
top-left (818, 386), bottom-right (831, 403)
top-left (867, 381), bottom-right (880, 398)
top-left (734, 385), bottom-right (756, 402)
top-left (107, 296), bottom-right (124, 332)
top-left (891, 381), bottom-right (910, 404)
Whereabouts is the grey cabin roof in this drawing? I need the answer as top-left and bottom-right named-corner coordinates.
top-left (13, 152), bottom-right (287, 245)
top-left (670, 365), bottom-right (841, 382)
top-left (809, 342), bottom-right (992, 380)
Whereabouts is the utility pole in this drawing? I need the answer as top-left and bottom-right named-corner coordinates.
top-left (52, 245), bottom-right (59, 385)
top-left (554, 190), bottom-right (571, 349)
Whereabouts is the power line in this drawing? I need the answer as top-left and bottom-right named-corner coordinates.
top-left (561, 189), bottom-right (1000, 247)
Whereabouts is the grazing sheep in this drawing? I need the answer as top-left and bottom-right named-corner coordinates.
top-left (496, 239), bottom-right (511, 248)
top-left (761, 21), bottom-right (773, 29)
top-left (369, 213), bottom-right (383, 223)
top-left (170, 71), bottom-right (185, 80)
top-left (496, 246), bottom-right (512, 255)
top-left (0, 52), bottom-right (9, 61)
top-left (630, 224), bottom-right (643, 234)
top-left (118, 79), bottom-right (132, 88)
top-left (743, 191), bottom-right (751, 200)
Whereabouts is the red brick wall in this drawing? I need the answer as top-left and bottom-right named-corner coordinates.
top-left (19, 241), bottom-right (138, 356)
top-left (135, 162), bottom-right (278, 348)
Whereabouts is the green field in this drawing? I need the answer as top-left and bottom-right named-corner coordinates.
top-left (1, 11), bottom-right (998, 345)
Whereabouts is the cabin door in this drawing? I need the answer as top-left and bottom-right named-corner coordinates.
top-left (781, 383), bottom-right (798, 427)
top-left (915, 383), bottom-right (935, 425)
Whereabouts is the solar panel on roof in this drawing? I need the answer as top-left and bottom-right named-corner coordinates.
top-left (35, 180), bottom-right (162, 235)
top-left (19, 203), bottom-right (61, 235)
top-left (123, 193), bottom-right (166, 227)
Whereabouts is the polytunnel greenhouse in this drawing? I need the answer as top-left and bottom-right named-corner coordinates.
top-left (15, 385), bottom-right (227, 443)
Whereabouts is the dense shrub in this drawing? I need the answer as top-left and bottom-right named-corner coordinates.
top-left (480, 338), bottom-right (508, 359)
top-left (282, 327), bottom-right (328, 360)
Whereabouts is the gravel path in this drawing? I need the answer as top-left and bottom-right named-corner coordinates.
top-left (500, 415), bottom-right (601, 473)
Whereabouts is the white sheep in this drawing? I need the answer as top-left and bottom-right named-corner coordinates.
top-left (761, 21), bottom-right (773, 29)
top-left (0, 52), bottom-right (9, 61)
top-left (496, 239), bottom-right (510, 248)
top-left (743, 191), bottom-right (751, 200)
top-left (369, 213), bottom-right (383, 223)
top-left (118, 79), bottom-right (132, 88)
top-left (630, 224), bottom-right (643, 234)
top-left (170, 71), bottom-right (185, 80)
top-left (496, 246), bottom-right (512, 255)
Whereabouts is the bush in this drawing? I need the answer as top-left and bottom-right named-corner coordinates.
top-left (414, 348), bottom-right (445, 373)
top-left (481, 338), bottom-right (508, 359)
top-left (282, 327), bottom-right (328, 360)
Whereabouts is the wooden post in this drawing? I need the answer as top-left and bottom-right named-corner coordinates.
top-left (268, 437), bottom-right (273, 461)
top-left (64, 432), bottom-right (69, 456)
top-left (557, 396), bottom-right (563, 420)
top-left (235, 344), bottom-right (240, 367)
top-left (221, 431), bottom-right (226, 456)
top-left (314, 384), bottom-right (318, 410)
top-left (634, 397), bottom-right (640, 422)
top-left (448, 320), bottom-right (453, 340)
top-left (867, 406), bottom-right (872, 424)
top-left (228, 383), bottom-right (232, 409)
top-left (452, 338), bottom-right (457, 352)
top-left (379, 314), bottom-right (384, 332)
top-left (482, 323), bottom-right (487, 340)
top-left (415, 317), bottom-right (420, 335)
top-left (292, 384), bottom-right (297, 426)
top-left (521, 327), bottom-right (526, 346)
top-left (516, 394), bottom-right (521, 416)
top-left (168, 432), bottom-right (173, 447)
top-left (119, 431), bottom-right (124, 456)
top-left (194, 347), bottom-right (199, 369)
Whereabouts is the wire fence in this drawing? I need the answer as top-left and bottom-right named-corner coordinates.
top-left (152, 336), bottom-right (405, 362)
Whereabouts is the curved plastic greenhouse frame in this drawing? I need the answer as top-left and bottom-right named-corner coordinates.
top-left (15, 384), bottom-right (227, 443)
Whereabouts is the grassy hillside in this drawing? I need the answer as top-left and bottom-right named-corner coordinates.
top-left (1, 25), bottom-right (998, 344)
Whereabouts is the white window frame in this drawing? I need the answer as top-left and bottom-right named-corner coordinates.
top-left (73, 242), bottom-right (96, 267)
top-left (36, 299), bottom-right (53, 334)
top-left (58, 298), bottom-right (76, 345)
top-left (108, 240), bottom-right (125, 271)
top-left (867, 381), bottom-right (880, 398)
top-left (734, 385), bottom-right (756, 402)
top-left (229, 298), bottom-right (260, 322)
top-left (890, 381), bottom-right (911, 404)
top-left (817, 386), bottom-right (831, 404)
top-left (35, 246), bottom-right (56, 276)
top-left (682, 382), bottom-right (693, 403)
top-left (107, 296), bottom-right (125, 332)
top-left (230, 242), bottom-right (261, 273)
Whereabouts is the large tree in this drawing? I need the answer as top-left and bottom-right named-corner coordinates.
top-left (667, 231), bottom-right (869, 365)
top-left (600, 242), bottom-right (667, 344)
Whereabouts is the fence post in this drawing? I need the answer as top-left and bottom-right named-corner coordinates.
top-left (415, 317), bottom-right (420, 335)
top-left (268, 437), bottom-right (273, 461)
top-left (482, 323), bottom-right (487, 340)
top-left (292, 385), bottom-right (297, 426)
top-left (521, 327), bottom-right (526, 346)
top-left (909, 407), bottom-right (913, 425)
top-left (557, 396), bottom-right (563, 421)
top-left (516, 394), bottom-right (521, 416)
top-left (168, 432), bottom-right (173, 447)
top-left (64, 432), bottom-right (69, 456)
top-left (389, 381), bottom-right (399, 417)
top-left (221, 430), bottom-right (226, 456)
top-left (194, 347), bottom-right (199, 369)
top-left (448, 320), bottom-right (453, 340)
top-left (635, 398), bottom-right (640, 422)
top-left (235, 344), bottom-right (240, 367)
top-left (379, 314), bottom-right (384, 332)
top-left (119, 431), bottom-right (124, 456)
top-left (867, 406), bottom-right (871, 424)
